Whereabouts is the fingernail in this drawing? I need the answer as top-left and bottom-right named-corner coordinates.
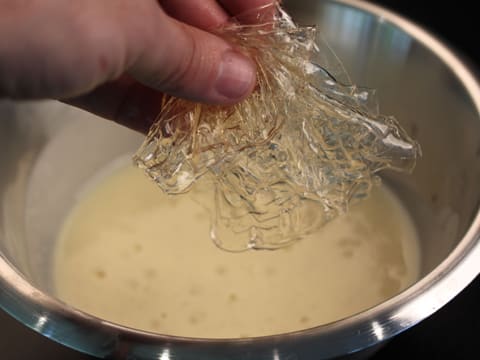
top-left (215, 50), bottom-right (256, 101)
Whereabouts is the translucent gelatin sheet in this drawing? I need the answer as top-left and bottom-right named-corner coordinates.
top-left (134, 3), bottom-right (420, 251)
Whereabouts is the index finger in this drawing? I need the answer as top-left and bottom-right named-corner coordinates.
top-left (161, 0), bottom-right (229, 30)
top-left (219, 0), bottom-right (277, 24)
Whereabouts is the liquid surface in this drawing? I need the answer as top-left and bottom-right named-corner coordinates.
top-left (54, 165), bottom-right (420, 338)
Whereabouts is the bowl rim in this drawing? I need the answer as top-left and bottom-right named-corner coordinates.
top-left (1, 0), bottom-right (479, 358)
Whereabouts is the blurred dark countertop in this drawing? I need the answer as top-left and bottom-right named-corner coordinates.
top-left (1, 0), bottom-right (479, 359)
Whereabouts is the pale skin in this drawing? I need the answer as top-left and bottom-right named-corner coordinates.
top-left (0, 0), bottom-right (275, 132)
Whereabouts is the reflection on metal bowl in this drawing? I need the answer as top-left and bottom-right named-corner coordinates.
top-left (0, 0), bottom-right (479, 359)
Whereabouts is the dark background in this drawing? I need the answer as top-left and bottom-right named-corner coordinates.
top-left (1, 1), bottom-right (479, 359)
top-left (372, 0), bottom-right (479, 62)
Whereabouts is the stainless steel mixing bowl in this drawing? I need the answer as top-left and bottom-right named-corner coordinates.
top-left (1, 0), bottom-right (479, 359)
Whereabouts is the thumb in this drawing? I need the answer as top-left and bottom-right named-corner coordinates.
top-left (128, 13), bottom-right (256, 105)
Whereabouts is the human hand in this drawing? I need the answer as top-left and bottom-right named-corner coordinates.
top-left (0, 0), bottom-right (275, 132)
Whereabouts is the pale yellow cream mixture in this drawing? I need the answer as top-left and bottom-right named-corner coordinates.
top-left (54, 164), bottom-right (420, 338)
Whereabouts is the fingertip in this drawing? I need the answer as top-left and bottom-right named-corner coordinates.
top-left (128, 10), bottom-right (257, 107)
top-left (212, 50), bottom-right (257, 104)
